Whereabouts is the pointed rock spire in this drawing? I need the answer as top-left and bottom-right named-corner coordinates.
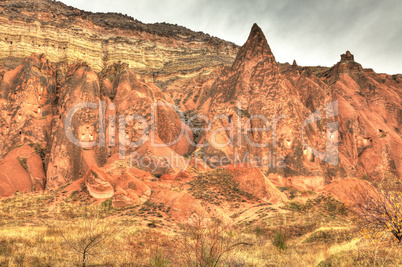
top-left (232, 23), bottom-right (277, 71)
top-left (247, 23), bottom-right (271, 51)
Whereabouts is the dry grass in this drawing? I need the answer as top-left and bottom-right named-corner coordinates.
top-left (0, 189), bottom-right (401, 266)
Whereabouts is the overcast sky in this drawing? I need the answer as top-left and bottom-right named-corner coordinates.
top-left (60, 0), bottom-right (402, 74)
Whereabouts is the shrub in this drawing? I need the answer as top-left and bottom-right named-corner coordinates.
top-left (42, 205), bottom-right (121, 267)
top-left (272, 230), bottom-right (287, 251)
top-left (149, 250), bottom-right (170, 267)
top-left (348, 174), bottom-right (402, 244)
top-left (175, 215), bottom-right (250, 266)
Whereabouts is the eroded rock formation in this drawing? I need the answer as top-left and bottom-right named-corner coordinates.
top-left (0, 0), bottom-right (401, 224)
top-left (0, 0), bottom-right (238, 89)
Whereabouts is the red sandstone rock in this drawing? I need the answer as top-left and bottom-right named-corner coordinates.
top-left (224, 165), bottom-right (287, 203)
top-left (323, 178), bottom-right (380, 206)
top-left (81, 158), bottom-right (154, 207)
top-left (0, 145), bottom-right (46, 196)
top-left (84, 166), bottom-right (114, 199)
top-left (150, 188), bottom-right (206, 223)
top-left (160, 174), bottom-right (175, 181)
top-left (174, 170), bottom-right (193, 181)
top-left (0, 1), bottom-right (399, 223)
top-left (112, 187), bottom-right (136, 208)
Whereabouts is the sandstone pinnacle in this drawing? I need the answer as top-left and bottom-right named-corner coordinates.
top-left (232, 23), bottom-right (277, 72)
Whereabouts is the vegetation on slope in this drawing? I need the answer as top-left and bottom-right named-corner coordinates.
top-left (0, 184), bottom-right (401, 266)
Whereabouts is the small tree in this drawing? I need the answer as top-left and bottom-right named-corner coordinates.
top-left (355, 233), bottom-right (396, 266)
top-left (42, 205), bottom-right (120, 267)
top-left (349, 174), bottom-right (402, 244)
top-left (175, 214), bottom-right (250, 266)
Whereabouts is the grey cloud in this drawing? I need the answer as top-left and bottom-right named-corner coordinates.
top-left (60, 0), bottom-right (402, 74)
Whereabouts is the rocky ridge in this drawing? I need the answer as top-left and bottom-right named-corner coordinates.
top-left (0, 1), bottom-right (401, 224)
top-left (0, 0), bottom-right (238, 88)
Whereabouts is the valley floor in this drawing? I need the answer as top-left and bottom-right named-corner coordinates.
top-left (0, 187), bottom-right (401, 267)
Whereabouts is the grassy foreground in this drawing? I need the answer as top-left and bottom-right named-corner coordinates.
top-left (0, 188), bottom-right (401, 266)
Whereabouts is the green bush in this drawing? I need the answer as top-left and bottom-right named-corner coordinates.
top-left (149, 251), bottom-right (170, 267)
top-left (101, 198), bottom-right (113, 211)
top-left (272, 230), bottom-right (287, 251)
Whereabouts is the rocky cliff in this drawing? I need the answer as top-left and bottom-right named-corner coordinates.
top-left (0, 0), bottom-right (238, 88)
top-left (174, 25), bottom-right (402, 190)
top-left (0, 0), bottom-right (401, 220)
